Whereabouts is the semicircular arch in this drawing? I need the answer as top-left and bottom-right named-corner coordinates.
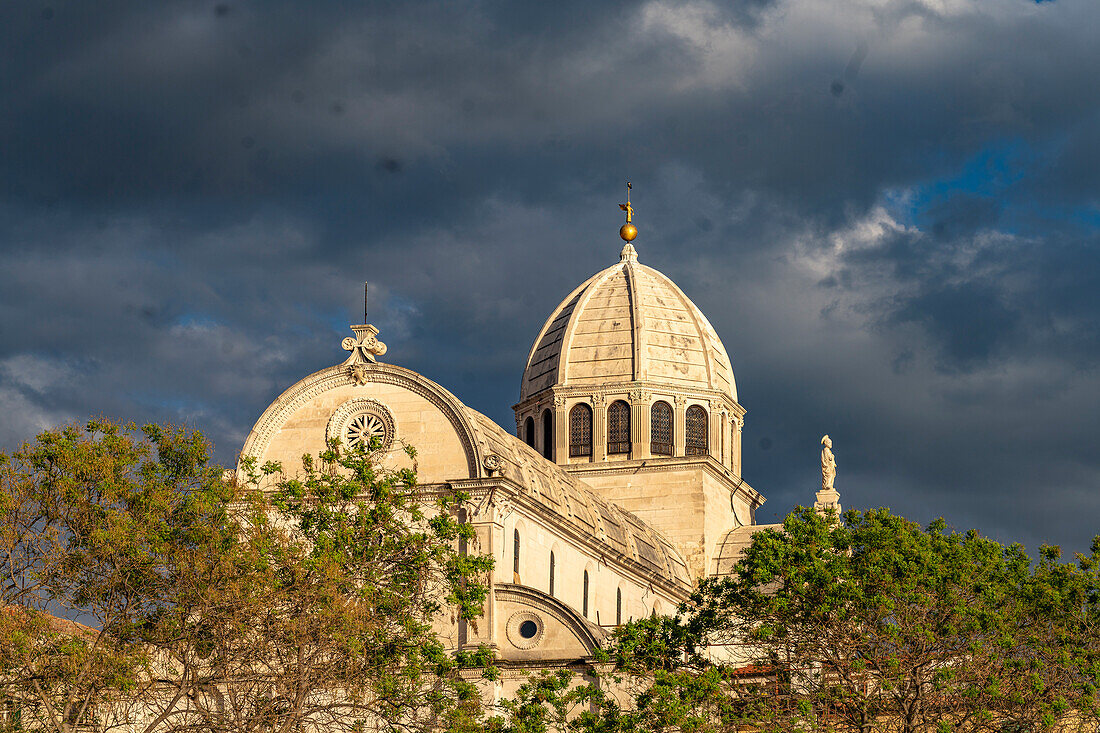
top-left (239, 362), bottom-right (481, 478)
top-left (496, 583), bottom-right (605, 657)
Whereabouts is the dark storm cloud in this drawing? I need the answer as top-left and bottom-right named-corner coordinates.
top-left (2, 0), bottom-right (1100, 555)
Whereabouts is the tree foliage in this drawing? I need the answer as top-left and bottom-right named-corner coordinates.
top-left (490, 507), bottom-right (1100, 733)
top-left (623, 508), bottom-right (1100, 733)
top-left (6, 420), bottom-right (1098, 733)
top-left (0, 420), bottom-right (495, 733)
top-left (1, 420), bottom-right (234, 733)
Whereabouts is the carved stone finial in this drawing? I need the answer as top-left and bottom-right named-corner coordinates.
top-left (342, 324), bottom-right (388, 365)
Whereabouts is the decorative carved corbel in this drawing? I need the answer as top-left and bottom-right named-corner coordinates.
top-left (466, 486), bottom-right (514, 525)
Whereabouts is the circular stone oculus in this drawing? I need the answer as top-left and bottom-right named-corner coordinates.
top-left (506, 611), bottom-right (545, 649)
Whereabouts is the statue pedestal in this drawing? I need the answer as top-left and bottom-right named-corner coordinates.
top-left (814, 487), bottom-right (842, 517)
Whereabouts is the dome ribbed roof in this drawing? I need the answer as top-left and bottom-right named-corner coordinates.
top-left (520, 244), bottom-right (736, 402)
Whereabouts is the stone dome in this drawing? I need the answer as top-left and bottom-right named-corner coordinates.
top-left (520, 243), bottom-right (736, 403)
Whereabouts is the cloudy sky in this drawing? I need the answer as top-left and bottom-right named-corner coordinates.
top-left (3, 0), bottom-right (1099, 555)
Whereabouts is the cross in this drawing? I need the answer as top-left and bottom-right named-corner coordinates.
top-left (618, 181), bottom-right (633, 223)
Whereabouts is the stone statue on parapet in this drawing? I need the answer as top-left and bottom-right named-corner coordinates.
top-left (815, 434), bottom-right (842, 517)
top-left (820, 434), bottom-right (836, 490)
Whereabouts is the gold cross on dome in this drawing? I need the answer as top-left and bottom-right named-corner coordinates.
top-left (618, 181), bottom-right (633, 223)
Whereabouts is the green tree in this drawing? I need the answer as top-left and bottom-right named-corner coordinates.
top-left (705, 507), bottom-right (1034, 733)
top-left (991, 541), bottom-right (1100, 732)
top-left (151, 439), bottom-right (497, 733)
top-left (0, 421), bottom-right (496, 733)
top-left (0, 420), bottom-right (243, 733)
top-left (539, 507), bottom-right (1100, 733)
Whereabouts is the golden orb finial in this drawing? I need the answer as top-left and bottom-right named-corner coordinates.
top-left (618, 181), bottom-right (637, 242)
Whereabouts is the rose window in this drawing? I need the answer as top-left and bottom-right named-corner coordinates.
top-left (345, 412), bottom-right (388, 449)
top-left (327, 398), bottom-right (396, 452)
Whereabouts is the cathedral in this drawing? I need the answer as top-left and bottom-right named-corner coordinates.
top-left (237, 195), bottom-right (837, 696)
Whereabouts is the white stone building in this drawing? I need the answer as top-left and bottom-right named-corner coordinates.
top-left (238, 231), bottom-right (830, 697)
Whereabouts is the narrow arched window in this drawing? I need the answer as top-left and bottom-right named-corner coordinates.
top-left (582, 570), bottom-right (590, 618)
top-left (686, 405), bottom-right (708, 456)
top-left (513, 529), bottom-right (520, 576)
top-left (569, 403), bottom-right (592, 457)
top-left (607, 400), bottom-right (631, 455)
top-left (650, 401), bottom-right (673, 455)
top-left (524, 416), bottom-right (535, 449)
top-left (616, 588), bottom-right (622, 625)
top-left (549, 552), bottom-right (555, 596)
top-left (542, 408), bottom-right (554, 460)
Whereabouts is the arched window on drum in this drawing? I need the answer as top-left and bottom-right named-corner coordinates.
top-left (524, 416), bottom-right (535, 449)
top-left (686, 405), bottom-right (708, 456)
top-left (650, 400), bottom-right (673, 456)
top-left (569, 403), bottom-right (592, 457)
top-left (607, 400), bottom-right (631, 455)
top-left (542, 408), bottom-right (554, 460)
